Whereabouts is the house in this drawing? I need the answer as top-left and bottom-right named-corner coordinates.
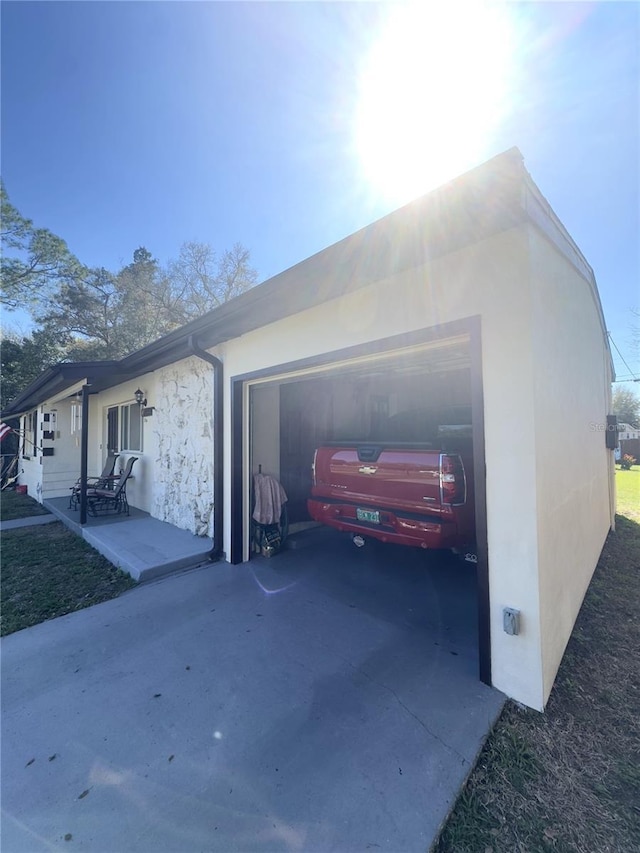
top-left (2, 148), bottom-right (616, 712)
top-left (616, 422), bottom-right (640, 462)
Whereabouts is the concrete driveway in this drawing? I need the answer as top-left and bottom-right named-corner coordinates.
top-left (2, 527), bottom-right (504, 852)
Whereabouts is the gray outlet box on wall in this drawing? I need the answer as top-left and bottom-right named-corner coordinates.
top-left (503, 607), bottom-right (520, 635)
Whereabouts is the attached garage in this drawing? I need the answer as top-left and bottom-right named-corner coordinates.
top-left (220, 149), bottom-right (614, 710)
top-left (6, 148), bottom-right (615, 711)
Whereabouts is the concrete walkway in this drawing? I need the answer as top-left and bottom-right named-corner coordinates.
top-left (1, 528), bottom-right (505, 852)
top-left (0, 514), bottom-right (58, 531)
top-left (44, 497), bottom-right (214, 581)
top-left (1, 500), bottom-right (213, 582)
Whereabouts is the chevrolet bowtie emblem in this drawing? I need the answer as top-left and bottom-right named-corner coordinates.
top-left (359, 466), bottom-right (378, 475)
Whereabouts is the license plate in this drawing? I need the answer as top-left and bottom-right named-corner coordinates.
top-left (356, 508), bottom-right (380, 524)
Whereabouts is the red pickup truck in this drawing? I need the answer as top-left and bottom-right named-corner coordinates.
top-left (307, 411), bottom-right (476, 555)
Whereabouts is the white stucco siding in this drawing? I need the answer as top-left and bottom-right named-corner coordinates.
top-left (428, 228), bottom-right (544, 709)
top-left (529, 227), bottom-right (613, 703)
top-left (151, 357), bottom-right (214, 537)
top-left (220, 227), bottom-right (530, 379)
top-left (219, 224), bottom-right (548, 710)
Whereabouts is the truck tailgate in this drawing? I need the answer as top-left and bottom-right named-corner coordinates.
top-left (314, 446), bottom-right (442, 515)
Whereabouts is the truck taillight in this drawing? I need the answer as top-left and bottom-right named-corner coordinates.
top-left (440, 454), bottom-right (466, 505)
top-left (311, 449), bottom-right (318, 486)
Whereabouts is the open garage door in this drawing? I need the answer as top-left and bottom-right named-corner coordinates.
top-left (250, 338), bottom-right (472, 526)
top-left (231, 321), bottom-right (490, 685)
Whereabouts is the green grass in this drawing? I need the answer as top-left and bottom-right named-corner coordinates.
top-left (1, 522), bottom-right (136, 636)
top-left (616, 466), bottom-right (640, 524)
top-left (435, 511), bottom-right (640, 853)
top-left (0, 489), bottom-right (51, 521)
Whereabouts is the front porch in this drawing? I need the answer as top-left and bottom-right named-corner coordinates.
top-left (44, 497), bottom-right (215, 582)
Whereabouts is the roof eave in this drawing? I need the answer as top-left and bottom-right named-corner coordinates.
top-left (12, 147), bottom-right (600, 411)
top-left (1, 361), bottom-right (121, 419)
top-left (122, 147), bottom-right (529, 372)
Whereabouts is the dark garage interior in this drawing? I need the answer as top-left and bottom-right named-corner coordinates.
top-left (243, 334), bottom-right (486, 678)
top-left (250, 337), bottom-right (474, 528)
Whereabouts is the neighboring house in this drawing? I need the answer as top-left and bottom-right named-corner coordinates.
top-left (617, 422), bottom-right (640, 441)
top-left (2, 148), bottom-right (616, 713)
top-left (616, 422), bottom-right (640, 462)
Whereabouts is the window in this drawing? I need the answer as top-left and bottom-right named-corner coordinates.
top-left (120, 403), bottom-right (142, 452)
top-left (22, 410), bottom-right (37, 458)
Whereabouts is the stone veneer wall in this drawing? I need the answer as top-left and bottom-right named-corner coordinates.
top-left (151, 357), bottom-right (214, 536)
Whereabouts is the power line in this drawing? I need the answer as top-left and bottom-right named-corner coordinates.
top-left (608, 333), bottom-right (639, 382)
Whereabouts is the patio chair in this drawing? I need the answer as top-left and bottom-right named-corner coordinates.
top-left (69, 453), bottom-right (119, 509)
top-left (86, 456), bottom-right (138, 517)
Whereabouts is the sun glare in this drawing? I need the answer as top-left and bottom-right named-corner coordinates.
top-left (354, 2), bottom-right (516, 204)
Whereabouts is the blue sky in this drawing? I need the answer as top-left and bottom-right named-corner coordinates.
top-left (2, 1), bottom-right (638, 384)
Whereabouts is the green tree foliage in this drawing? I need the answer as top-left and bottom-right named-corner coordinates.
top-left (612, 386), bottom-right (640, 428)
top-left (37, 267), bottom-right (118, 356)
top-left (38, 251), bottom-right (167, 360)
top-left (40, 243), bottom-right (258, 359)
top-left (0, 183), bottom-right (85, 309)
top-left (1, 187), bottom-right (259, 395)
top-left (0, 328), bottom-right (70, 412)
top-left (113, 247), bottom-right (172, 349)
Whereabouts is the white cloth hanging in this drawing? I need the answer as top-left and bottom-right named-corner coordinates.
top-left (252, 473), bottom-right (288, 525)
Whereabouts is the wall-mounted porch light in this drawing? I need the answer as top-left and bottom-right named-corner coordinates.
top-left (134, 388), bottom-right (147, 408)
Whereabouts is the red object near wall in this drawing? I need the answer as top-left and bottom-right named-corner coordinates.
top-left (16, 484), bottom-right (27, 494)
